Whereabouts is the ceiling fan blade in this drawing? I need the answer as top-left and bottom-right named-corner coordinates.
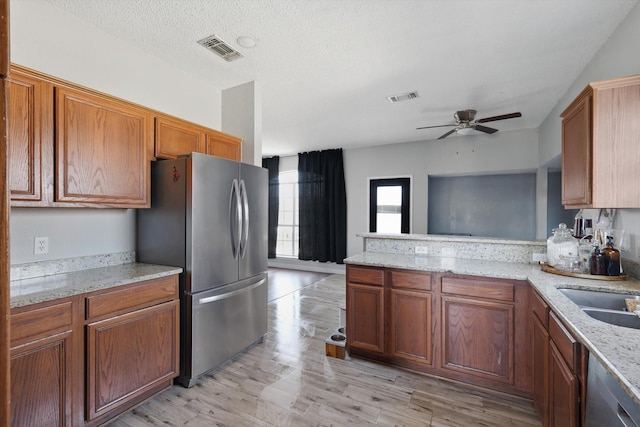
top-left (416, 124), bottom-right (457, 130)
top-left (437, 128), bottom-right (458, 139)
top-left (476, 112), bottom-right (522, 123)
top-left (474, 124), bottom-right (498, 134)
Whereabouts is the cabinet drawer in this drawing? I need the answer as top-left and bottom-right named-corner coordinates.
top-left (389, 269), bottom-right (432, 291)
top-left (347, 266), bottom-right (384, 286)
top-left (549, 311), bottom-right (580, 373)
top-left (11, 300), bottom-right (73, 347)
top-left (441, 277), bottom-right (514, 302)
top-left (86, 275), bottom-right (179, 321)
top-left (531, 288), bottom-right (549, 328)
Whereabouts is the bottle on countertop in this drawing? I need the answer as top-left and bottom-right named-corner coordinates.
top-left (573, 213), bottom-right (584, 238)
top-left (590, 243), bottom-right (606, 275)
top-left (603, 235), bottom-right (621, 276)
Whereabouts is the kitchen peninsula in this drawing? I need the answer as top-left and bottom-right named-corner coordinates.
top-left (345, 233), bottom-right (640, 426)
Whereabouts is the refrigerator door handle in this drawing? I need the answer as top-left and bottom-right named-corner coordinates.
top-left (229, 179), bottom-right (242, 259)
top-left (197, 278), bottom-right (266, 305)
top-left (239, 179), bottom-right (250, 258)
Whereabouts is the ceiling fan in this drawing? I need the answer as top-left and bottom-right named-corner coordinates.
top-left (417, 109), bottom-right (522, 139)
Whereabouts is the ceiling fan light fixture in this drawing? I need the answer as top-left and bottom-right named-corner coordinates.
top-left (456, 128), bottom-right (474, 136)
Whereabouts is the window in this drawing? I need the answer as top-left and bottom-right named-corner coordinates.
top-left (276, 170), bottom-right (299, 257)
top-left (369, 178), bottom-right (410, 233)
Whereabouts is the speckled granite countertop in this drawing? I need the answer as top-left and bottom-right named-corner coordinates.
top-left (345, 252), bottom-right (640, 405)
top-left (10, 263), bottom-right (183, 309)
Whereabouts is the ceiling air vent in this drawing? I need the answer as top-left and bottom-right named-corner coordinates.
top-left (197, 34), bottom-right (243, 62)
top-left (387, 91), bottom-right (419, 103)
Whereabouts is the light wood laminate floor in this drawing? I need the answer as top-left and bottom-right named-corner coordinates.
top-left (108, 272), bottom-right (541, 426)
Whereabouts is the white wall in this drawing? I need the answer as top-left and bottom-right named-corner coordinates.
top-left (538, 2), bottom-right (640, 261)
top-left (222, 81), bottom-right (262, 166)
top-left (9, 0), bottom-right (223, 265)
top-left (10, 208), bottom-right (135, 264)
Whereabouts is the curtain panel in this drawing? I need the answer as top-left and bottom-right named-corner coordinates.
top-left (298, 149), bottom-right (347, 263)
top-left (261, 156), bottom-right (280, 258)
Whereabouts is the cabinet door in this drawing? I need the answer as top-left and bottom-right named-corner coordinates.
top-left (10, 332), bottom-right (72, 427)
top-left (389, 288), bottom-right (432, 366)
top-left (532, 314), bottom-right (549, 426)
top-left (561, 93), bottom-right (592, 206)
top-left (7, 69), bottom-right (53, 203)
top-left (346, 283), bottom-right (384, 353)
top-left (206, 130), bottom-right (241, 161)
top-left (86, 300), bottom-right (179, 421)
top-left (155, 116), bottom-right (205, 159)
top-left (441, 296), bottom-right (514, 384)
top-left (549, 341), bottom-right (579, 427)
top-left (55, 86), bottom-right (152, 207)
top-left (10, 300), bottom-right (75, 427)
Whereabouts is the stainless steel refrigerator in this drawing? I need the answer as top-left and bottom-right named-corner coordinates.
top-left (137, 152), bottom-right (268, 387)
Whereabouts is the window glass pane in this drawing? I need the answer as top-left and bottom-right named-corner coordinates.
top-left (370, 178), bottom-right (410, 234)
top-left (377, 186), bottom-right (402, 206)
top-left (276, 171), bottom-right (300, 257)
top-left (377, 213), bottom-right (402, 233)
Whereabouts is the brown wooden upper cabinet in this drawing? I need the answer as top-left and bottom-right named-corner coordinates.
top-left (561, 75), bottom-right (640, 208)
top-left (55, 85), bottom-right (152, 208)
top-left (7, 68), bottom-right (53, 205)
top-left (154, 115), bottom-right (242, 162)
top-left (205, 129), bottom-right (242, 161)
top-left (154, 115), bottom-right (206, 159)
top-left (8, 64), bottom-right (242, 208)
top-left (0, 0), bottom-right (7, 78)
top-left (8, 64), bottom-right (152, 208)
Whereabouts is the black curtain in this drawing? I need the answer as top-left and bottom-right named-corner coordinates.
top-left (298, 149), bottom-right (347, 263)
top-left (261, 156), bottom-right (279, 258)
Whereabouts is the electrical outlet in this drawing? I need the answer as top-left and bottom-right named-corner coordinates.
top-left (34, 237), bottom-right (49, 255)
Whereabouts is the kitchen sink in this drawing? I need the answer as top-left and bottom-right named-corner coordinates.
top-left (581, 308), bottom-right (640, 329)
top-left (558, 288), bottom-right (640, 311)
top-left (558, 288), bottom-right (640, 330)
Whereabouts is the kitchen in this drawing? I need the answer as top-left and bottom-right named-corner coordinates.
top-left (3, 1), bottom-right (640, 426)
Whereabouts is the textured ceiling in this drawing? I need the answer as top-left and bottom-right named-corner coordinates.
top-left (44, 0), bottom-right (638, 156)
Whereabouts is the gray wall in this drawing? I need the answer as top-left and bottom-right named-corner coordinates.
top-left (538, 2), bottom-right (640, 261)
top-left (428, 173), bottom-right (537, 240)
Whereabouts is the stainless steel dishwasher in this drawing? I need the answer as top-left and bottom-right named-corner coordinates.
top-left (586, 353), bottom-right (640, 427)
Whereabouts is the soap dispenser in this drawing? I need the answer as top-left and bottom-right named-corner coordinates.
top-left (603, 235), bottom-right (621, 276)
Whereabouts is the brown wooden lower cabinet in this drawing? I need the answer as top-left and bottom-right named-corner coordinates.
top-left (441, 295), bottom-right (514, 383)
top-left (86, 300), bottom-right (179, 422)
top-left (346, 265), bottom-right (531, 397)
top-left (10, 274), bottom-right (180, 426)
top-left (347, 281), bottom-right (385, 354)
top-left (389, 288), bottom-right (433, 366)
top-left (10, 299), bottom-right (76, 427)
top-left (530, 287), bottom-right (585, 427)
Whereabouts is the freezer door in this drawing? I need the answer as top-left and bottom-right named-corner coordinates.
top-left (238, 163), bottom-right (268, 280)
top-left (179, 273), bottom-right (268, 387)
top-left (188, 153), bottom-right (240, 292)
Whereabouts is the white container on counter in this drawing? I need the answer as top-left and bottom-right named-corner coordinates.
top-left (547, 223), bottom-right (579, 268)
